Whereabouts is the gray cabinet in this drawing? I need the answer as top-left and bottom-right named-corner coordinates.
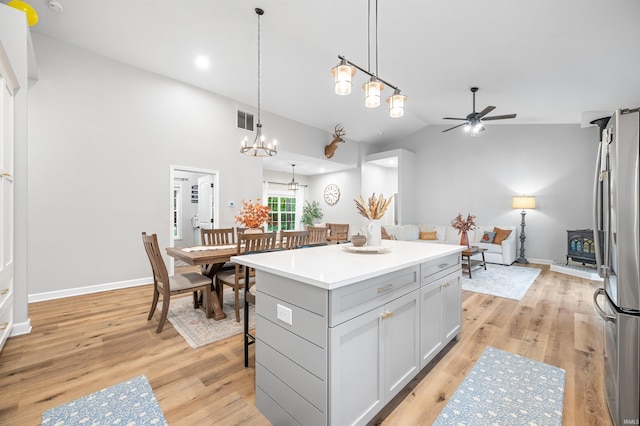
top-left (420, 271), bottom-right (461, 369)
top-left (253, 254), bottom-right (460, 426)
top-left (329, 289), bottom-right (419, 426)
top-left (419, 254), bottom-right (461, 370)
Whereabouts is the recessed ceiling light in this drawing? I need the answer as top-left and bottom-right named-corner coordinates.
top-left (195, 55), bottom-right (210, 69)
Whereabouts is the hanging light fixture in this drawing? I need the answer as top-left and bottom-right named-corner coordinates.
top-left (288, 164), bottom-right (299, 191)
top-left (330, 0), bottom-right (407, 118)
top-left (241, 8), bottom-right (277, 157)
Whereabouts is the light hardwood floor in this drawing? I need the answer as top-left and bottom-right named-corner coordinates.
top-left (0, 264), bottom-right (612, 425)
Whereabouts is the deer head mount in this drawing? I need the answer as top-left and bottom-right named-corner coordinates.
top-left (325, 125), bottom-right (346, 159)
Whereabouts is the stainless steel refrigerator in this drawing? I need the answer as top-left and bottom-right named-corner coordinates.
top-left (593, 108), bottom-right (640, 426)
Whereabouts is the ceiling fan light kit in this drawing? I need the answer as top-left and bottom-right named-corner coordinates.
top-left (443, 87), bottom-right (517, 133)
top-left (240, 8), bottom-right (278, 157)
top-left (331, 0), bottom-right (407, 118)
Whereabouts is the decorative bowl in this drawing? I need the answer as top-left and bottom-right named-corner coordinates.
top-left (351, 234), bottom-right (367, 247)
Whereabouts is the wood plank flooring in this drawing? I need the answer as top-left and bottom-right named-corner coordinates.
top-left (0, 264), bottom-right (612, 425)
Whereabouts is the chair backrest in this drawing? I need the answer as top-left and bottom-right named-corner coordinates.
top-left (141, 232), bottom-right (170, 295)
top-left (307, 226), bottom-right (328, 245)
top-left (238, 231), bottom-right (278, 255)
top-left (328, 223), bottom-right (349, 241)
top-left (280, 230), bottom-right (310, 250)
top-left (201, 228), bottom-right (235, 246)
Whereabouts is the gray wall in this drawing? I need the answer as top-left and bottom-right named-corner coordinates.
top-left (384, 124), bottom-right (600, 263)
top-left (26, 34), bottom-right (358, 297)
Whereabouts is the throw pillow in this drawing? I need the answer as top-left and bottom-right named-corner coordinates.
top-left (480, 231), bottom-right (496, 243)
top-left (381, 227), bottom-right (392, 240)
top-left (493, 227), bottom-right (512, 245)
top-left (419, 230), bottom-right (437, 240)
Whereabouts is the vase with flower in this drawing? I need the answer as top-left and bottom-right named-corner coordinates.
top-left (354, 193), bottom-right (394, 247)
top-left (451, 213), bottom-right (476, 248)
top-left (235, 199), bottom-right (271, 233)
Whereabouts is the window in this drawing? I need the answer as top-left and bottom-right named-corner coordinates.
top-left (237, 109), bottom-right (254, 131)
top-left (267, 195), bottom-right (296, 232)
top-left (173, 185), bottom-right (182, 240)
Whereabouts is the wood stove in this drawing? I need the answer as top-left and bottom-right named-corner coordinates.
top-left (566, 229), bottom-right (603, 265)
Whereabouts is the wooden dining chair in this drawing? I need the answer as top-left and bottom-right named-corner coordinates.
top-left (216, 232), bottom-right (277, 322)
top-left (327, 223), bottom-right (349, 244)
top-left (307, 226), bottom-right (329, 245)
top-left (279, 230), bottom-right (310, 250)
top-left (141, 232), bottom-right (213, 333)
top-left (201, 227), bottom-right (235, 246)
top-left (201, 227), bottom-right (236, 272)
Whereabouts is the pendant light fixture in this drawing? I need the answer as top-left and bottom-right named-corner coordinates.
top-left (241, 8), bottom-right (277, 157)
top-left (288, 164), bottom-right (299, 191)
top-left (331, 0), bottom-right (407, 118)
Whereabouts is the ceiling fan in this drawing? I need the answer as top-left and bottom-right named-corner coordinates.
top-left (442, 87), bottom-right (517, 133)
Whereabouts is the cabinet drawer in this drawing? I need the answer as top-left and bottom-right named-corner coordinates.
top-left (329, 266), bottom-right (419, 327)
top-left (256, 291), bottom-right (327, 348)
top-left (421, 254), bottom-right (460, 284)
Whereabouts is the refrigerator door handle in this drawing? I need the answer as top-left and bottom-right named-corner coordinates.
top-left (593, 141), bottom-right (606, 278)
top-left (593, 288), bottom-right (616, 323)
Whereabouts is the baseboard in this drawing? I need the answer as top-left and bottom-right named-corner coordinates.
top-left (10, 319), bottom-right (32, 337)
top-left (28, 276), bottom-right (153, 303)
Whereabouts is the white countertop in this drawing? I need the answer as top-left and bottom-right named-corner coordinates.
top-left (231, 240), bottom-right (465, 290)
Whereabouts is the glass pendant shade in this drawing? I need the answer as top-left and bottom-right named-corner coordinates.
top-left (363, 78), bottom-right (384, 108)
top-left (331, 61), bottom-right (356, 96)
top-left (386, 90), bottom-right (407, 118)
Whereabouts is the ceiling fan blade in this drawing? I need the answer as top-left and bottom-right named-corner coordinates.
top-left (482, 114), bottom-right (517, 121)
top-left (443, 117), bottom-right (468, 121)
top-left (442, 122), bottom-right (469, 132)
top-left (477, 106), bottom-right (496, 118)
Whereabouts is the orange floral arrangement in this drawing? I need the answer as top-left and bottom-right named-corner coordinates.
top-left (235, 199), bottom-right (271, 228)
top-left (451, 213), bottom-right (477, 234)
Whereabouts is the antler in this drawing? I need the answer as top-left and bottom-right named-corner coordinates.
top-left (334, 124), bottom-right (346, 137)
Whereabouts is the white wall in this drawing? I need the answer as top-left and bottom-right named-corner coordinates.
top-left (385, 124), bottom-right (600, 262)
top-left (26, 35), bottom-right (361, 297)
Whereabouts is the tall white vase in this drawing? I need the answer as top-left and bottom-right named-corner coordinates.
top-left (367, 219), bottom-right (382, 247)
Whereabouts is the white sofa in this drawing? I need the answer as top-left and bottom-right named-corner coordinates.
top-left (383, 224), bottom-right (517, 265)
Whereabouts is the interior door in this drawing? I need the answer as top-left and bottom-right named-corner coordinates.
top-left (197, 175), bottom-right (214, 230)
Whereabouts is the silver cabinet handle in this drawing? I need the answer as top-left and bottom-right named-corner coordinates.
top-left (593, 288), bottom-right (616, 323)
top-left (438, 263), bottom-right (449, 269)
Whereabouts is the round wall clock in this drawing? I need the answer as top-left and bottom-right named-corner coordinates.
top-left (323, 184), bottom-right (340, 205)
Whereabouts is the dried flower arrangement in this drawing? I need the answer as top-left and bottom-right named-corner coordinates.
top-left (354, 193), bottom-right (394, 220)
top-left (235, 199), bottom-right (271, 228)
top-left (451, 213), bottom-right (477, 234)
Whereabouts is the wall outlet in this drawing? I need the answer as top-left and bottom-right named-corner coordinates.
top-left (276, 304), bottom-right (293, 325)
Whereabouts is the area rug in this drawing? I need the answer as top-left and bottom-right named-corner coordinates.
top-left (162, 290), bottom-right (255, 349)
top-left (434, 346), bottom-right (565, 425)
top-left (41, 375), bottom-right (167, 425)
top-left (462, 264), bottom-right (541, 300)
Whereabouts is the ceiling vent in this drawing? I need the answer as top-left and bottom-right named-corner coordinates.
top-left (237, 110), bottom-right (254, 132)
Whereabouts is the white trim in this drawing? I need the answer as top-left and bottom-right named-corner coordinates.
top-left (550, 262), bottom-right (602, 281)
top-left (28, 276), bottom-right (153, 303)
top-left (10, 319), bottom-right (31, 337)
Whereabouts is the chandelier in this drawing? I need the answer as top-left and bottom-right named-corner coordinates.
top-left (241, 8), bottom-right (278, 157)
top-left (331, 0), bottom-right (407, 118)
top-left (288, 164), bottom-right (299, 191)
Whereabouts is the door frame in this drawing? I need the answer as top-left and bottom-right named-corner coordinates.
top-left (169, 165), bottom-right (219, 272)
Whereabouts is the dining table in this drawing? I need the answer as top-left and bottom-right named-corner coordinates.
top-left (165, 244), bottom-right (238, 320)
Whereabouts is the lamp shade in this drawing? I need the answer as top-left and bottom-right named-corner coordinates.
top-left (512, 195), bottom-right (536, 209)
top-left (363, 78), bottom-right (384, 108)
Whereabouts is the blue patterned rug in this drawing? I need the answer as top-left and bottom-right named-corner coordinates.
top-left (462, 265), bottom-right (541, 300)
top-left (41, 375), bottom-right (167, 425)
top-left (435, 346), bottom-right (565, 425)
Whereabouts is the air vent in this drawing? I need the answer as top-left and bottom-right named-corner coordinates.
top-left (237, 110), bottom-right (254, 131)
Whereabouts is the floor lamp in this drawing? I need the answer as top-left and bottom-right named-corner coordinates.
top-left (512, 195), bottom-right (536, 264)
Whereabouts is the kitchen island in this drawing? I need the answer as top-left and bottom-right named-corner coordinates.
top-left (232, 240), bottom-right (464, 426)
